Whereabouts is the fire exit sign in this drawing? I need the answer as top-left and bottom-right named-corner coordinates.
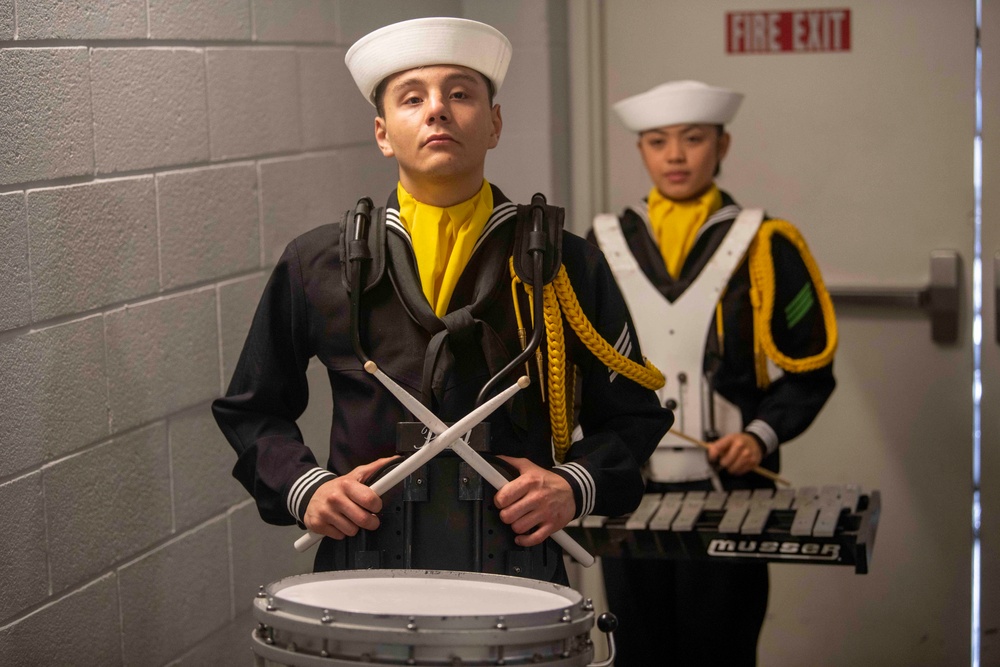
top-left (726, 9), bottom-right (851, 53)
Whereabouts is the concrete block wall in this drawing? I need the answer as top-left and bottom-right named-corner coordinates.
top-left (0, 1), bottom-right (570, 664)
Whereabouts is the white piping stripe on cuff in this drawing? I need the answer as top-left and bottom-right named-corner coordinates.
top-left (287, 468), bottom-right (327, 518)
top-left (288, 468), bottom-right (335, 520)
top-left (556, 462), bottom-right (595, 517)
top-left (745, 419), bottom-right (780, 457)
top-left (556, 464), bottom-right (589, 516)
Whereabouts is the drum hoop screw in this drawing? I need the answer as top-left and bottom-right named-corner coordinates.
top-left (256, 585), bottom-right (267, 598)
top-left (583, 598), bottom-right (594, 611)
top-left (407, 616), bottom-right (418, 631)
top-left (266, 597), bottom-right (277, 612)
top-left (496, 616), bottom-right (507, 631)
top-left (561, 609), bottom-right (572, 623)
top-left (321, 608), bottom-right (334, 624)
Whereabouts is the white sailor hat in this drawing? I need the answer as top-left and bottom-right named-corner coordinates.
top-left (613, 80), bottom-right (743, 133)
top-left (345, 17), bottom-right (513, 106)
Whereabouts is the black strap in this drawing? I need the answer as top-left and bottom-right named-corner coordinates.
top-left (512, 194), bottom-right (564, 287)
top-left (339, 203), bottom-right (386, 294)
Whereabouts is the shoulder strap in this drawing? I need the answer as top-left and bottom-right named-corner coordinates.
top-left (512, 194), bottom-right (563, 287)
top-left (339, 202), bottom-right (386, 294)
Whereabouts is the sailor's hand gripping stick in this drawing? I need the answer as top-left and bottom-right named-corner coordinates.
top-left (360, 360), bottom-right (595, 566)
top-left (292, 373), bottom-right (530, 553)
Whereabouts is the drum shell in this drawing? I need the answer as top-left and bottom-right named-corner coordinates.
top-left (251, 569), bottom-right (595, 666)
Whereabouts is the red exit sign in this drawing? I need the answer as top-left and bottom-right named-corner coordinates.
top-left (727, 9), bottom-right (851, 53)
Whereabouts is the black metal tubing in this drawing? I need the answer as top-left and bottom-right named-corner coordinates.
top-left (348, 197), bottom-right (374, 364)
top-left (475, 194), bottom-right (549, 408)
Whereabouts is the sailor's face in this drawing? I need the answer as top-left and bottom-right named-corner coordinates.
top-left (375, 65), bottom-right (501, 185)
top-left (637, 124), bottom-right (729, 201)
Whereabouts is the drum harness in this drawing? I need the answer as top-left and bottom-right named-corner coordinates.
top-left (343, 193), bottom-right (666, 464)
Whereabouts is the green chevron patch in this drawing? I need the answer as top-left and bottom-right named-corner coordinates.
top-left (785, 283), bottom-right (814, 328)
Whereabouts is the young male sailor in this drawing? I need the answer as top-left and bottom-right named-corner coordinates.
top-left (591, 80), bottom-right (838, 664)
top-left (212, 17), bottom-right (672, 584)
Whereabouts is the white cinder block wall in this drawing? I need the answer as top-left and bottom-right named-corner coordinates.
top-left (0, 1), bottom-right (569, 663)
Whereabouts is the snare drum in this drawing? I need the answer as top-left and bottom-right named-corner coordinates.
top-left (252, 569), bottom-right (596, 666)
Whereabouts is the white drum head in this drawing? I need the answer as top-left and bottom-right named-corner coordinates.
top-left (252, 569), bottom-right (595, 666)
top-left (278, 575), bottom-right (571, 615)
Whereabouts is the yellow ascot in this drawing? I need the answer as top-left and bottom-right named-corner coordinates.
top-left (397, 180), bottom-right (493, 316)
top-left (647, 184), bottom-right (722, 278)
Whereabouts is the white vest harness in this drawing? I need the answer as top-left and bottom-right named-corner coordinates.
top-left (593, 208), bottom-right (763, 482)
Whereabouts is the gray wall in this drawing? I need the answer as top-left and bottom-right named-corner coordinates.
top-left (0, 1), bottom-right (569, 663)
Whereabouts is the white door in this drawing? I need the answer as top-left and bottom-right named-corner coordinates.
top-left (573, 1), bottom-right (987, 664)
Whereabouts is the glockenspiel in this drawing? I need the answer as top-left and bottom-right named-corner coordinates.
top-left (565, 485), bottom-right (880, 574)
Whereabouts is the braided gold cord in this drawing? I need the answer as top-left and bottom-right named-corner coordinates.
top-left (542, 284), bottom-right (571, 461)
top-left (552, 266), bottom-right (665, 390)
top-left (508, 259), bottom-right (665, 463)
top-left (747, 219), bottom-right (838, 387)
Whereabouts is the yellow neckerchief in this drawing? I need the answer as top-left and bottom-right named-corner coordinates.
top-left (397, 180), bottom-right (493, 316)
top-left (647, 184), bottom-right (722, 278)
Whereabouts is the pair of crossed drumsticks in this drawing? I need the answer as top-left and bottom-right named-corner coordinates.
top-left (293, 361), bottom-right (597, 567)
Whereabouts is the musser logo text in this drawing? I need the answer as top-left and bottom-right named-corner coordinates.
top-left (707, 539), bottom-right (841, 561)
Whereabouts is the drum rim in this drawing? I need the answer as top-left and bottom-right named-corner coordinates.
top-left (253, 569), bottom-right (592, 641)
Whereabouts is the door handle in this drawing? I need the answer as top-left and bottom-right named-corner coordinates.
top-left (828, 250), bottom-right (961, 345)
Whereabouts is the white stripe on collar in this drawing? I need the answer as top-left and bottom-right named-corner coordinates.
top-left (385, 202), bottom-right (517, 254)
top-left (472, 201), bottom-right (517, 254)
top-left (626, 200), bottom-right (742, 246)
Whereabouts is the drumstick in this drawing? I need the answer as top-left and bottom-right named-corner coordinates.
top-left (365, 361), bottom-right (596, 567)
top-left (293, 373), bottom-right (530, 552)
top-left (668, 428), bottom-right (791, 487)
